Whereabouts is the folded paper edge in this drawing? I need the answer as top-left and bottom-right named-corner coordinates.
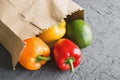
top-left (0, 20), bottom-right (25, 69)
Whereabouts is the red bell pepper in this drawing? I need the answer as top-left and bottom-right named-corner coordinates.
top-left (53, 38), bottom-right (82, 72)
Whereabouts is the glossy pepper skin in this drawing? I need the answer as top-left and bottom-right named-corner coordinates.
top-left (53, 38), bottom-right (82, 72)
top-left (39, 20), bottom-right (66, 43)
top-left (66, 19), bottom-right (92, 48)
top-left (19, 37), bottom-right (50, 70)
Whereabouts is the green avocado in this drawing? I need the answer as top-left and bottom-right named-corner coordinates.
top-left (66, 19), bottom-right (92, 48)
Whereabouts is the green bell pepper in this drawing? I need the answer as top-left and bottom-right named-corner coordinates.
top-left (66, 19), bottom-right (92, 48)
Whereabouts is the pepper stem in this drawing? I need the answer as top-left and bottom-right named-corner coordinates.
top-left (65, 57), bottom-right (75, 72)
top-left (36, 55), bottom-right (51, 63)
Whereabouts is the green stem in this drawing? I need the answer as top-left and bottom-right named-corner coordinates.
top-left (36, 55), bottom-right (51, 63)
top-left (65, 57), bottom-right (75, 72)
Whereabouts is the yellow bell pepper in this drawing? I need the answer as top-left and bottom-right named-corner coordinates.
top-left (39, 20), bottom-right (66, 43)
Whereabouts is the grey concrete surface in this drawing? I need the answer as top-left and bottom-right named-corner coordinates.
top-left (0, 0), bottom-right (120, 80)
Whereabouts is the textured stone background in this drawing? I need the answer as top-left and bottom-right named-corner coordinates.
top-left (0, 0), bottom-right (120, 80)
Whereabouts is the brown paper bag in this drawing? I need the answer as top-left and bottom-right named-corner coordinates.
top-left (0, 0), bottom-right (84, 69)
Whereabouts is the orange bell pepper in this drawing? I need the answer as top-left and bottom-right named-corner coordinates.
top-left (19, 37), bottom-right (50, 70)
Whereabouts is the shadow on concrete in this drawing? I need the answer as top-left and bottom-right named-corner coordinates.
top-left (0, 44), bottom-right (12, 70)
